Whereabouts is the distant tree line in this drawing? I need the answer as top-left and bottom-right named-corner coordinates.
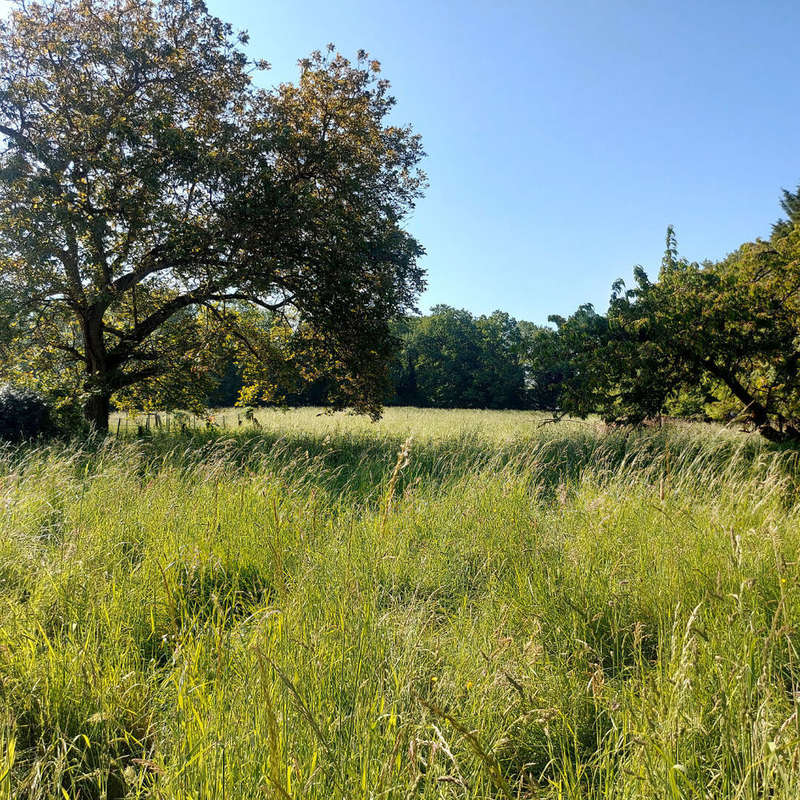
top-left (386, 308), bottom-right (529, 408)
top-left (205, 184), bottom-right (800, 442)
top-left (204, 306), bottom-right (560, 411)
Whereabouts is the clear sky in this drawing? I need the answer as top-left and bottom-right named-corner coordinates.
top-left (3, 0), bottom-right (799, 324)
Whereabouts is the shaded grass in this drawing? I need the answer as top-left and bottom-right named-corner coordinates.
top-left (0, 408), bottom-right (799, 798)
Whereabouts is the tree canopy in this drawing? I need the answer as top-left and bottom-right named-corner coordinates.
top-left (0, 0), bottom-right (426, 430)
top-left (387, 306), bottom-right (527, 409)
top-left (538, 194), bottom-right (800, 441)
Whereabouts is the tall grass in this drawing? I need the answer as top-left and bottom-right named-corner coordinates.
top-left (0, 408), bottom-right (798, 798)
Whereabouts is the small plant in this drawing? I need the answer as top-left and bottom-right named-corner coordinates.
top-left (49, 396), bottom-right (89, 438)
top-left (0, 733), bottom-right (16, 800)
top-left (0, 384), bottom-right (52, 442)
top-left (242, 406), bottom-right (262, 428)
top-left (381, 435), bottom-right (412, 530)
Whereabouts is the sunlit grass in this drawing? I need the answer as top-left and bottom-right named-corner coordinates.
top-left (1, 409), bottom-right (799, 798)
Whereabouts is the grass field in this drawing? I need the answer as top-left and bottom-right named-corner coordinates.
top-left (1, 408), bottom-right (800, 799)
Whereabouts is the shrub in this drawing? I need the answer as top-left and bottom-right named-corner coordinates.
top-left (50, 395), bottom-right (90, 438)
top-left (0, 383), bottom-right (52, 442)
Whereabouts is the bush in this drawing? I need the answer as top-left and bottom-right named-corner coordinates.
top-left (49, 395), bottom-right (90, 438)
top-left (0, 383), bottom-right (52, 442)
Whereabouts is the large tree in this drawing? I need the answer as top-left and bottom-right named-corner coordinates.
top-left (542, 208), bottom-right (800, 441)
top-left (387, 306), bottom-right (526, 409)
top-left (0, 0), bottom-right (425, 430)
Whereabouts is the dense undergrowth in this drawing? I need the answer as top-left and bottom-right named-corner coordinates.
top-left (1, 408), bottom-right (799, 799)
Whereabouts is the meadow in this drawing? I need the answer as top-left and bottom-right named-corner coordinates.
top-left (1, 408), bottom-right (799, 799)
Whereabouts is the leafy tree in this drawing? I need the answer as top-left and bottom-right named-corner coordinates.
top-left (542, 305), bottom-right (614, 417)
top-left (543, 203), bottom-right (800, 441)
top-left (388, 306), bottom-right (525, 408)
top-left (772, 183), bottom-right (800, 237)
top-left (474, 310), bottom-right (526, 408)
top-left (409, 306), bottom-right (483, 407)
top-left (518, 319), bottom-right (578, 411)
top-left (386, 315), bottom-right (422, 405)
top-left (0, 0), bottom-right (425, 431)
top-left (608, 221), bottom-right (800, 439)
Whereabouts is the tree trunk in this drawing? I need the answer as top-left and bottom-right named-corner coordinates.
top-left (84, 391), bottom-right (111, 434)
top-left (81, 309), bottom-right (112, 434)
top-left (700, 359), bottom-right (793, 441)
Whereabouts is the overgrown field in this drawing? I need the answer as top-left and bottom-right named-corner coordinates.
top-left (1, 408), bottom-right (800, 799)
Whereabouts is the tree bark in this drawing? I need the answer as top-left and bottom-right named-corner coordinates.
top-left (699, 359), bottom-right (797, 441)
top-left (82, 310), bottom-right (112, 434)
top-left (84, 391), bottom-right (111, 434)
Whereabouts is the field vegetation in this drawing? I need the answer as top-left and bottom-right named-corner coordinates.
top-left (1, 1), bottom-right (799, 798)
top-left (1, 408), bottom-right (799, 799)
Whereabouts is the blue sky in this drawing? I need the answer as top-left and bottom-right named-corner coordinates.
top-left (206, 0), bottom-right (798, 324)
top-left (3, 0), bottom-right (798, 324)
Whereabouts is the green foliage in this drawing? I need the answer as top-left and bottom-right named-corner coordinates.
top-left (0, 0), bottom-right (425, 430)
top-left (388, 306), bottom-right (526, 408)
top-left (515, 321), bottom-right (563, 409)
top-left (1, 410), bottom-right (799, 798)
top-left (206, 361), bottom-right (243, 408)
top-left (772, 183), bottom-right (800, 237)
top-left (536, 187), bottom-right (800, 440)
top-left (543, 305), bottom-right (613, 416)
